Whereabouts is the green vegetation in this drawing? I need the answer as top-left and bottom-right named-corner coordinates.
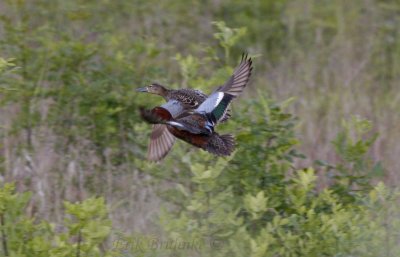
top-left (0, 183), bottom-right (112, 256)
top-left (0, 0), bottom-right (399, 256)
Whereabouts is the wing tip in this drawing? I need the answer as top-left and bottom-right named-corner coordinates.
top-left (241, 52), bottom-right (252, 65)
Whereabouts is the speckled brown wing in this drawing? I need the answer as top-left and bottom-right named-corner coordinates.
top-left (169, 89), bottom-right (207, 109)
top-left (147, 124), bottom-right (175, 161)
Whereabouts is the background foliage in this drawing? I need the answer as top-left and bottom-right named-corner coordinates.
top-left (0, 0), bottom-right (399, 256)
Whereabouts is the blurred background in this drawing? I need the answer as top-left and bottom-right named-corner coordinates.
top-left (0, 0), bottom-right (399, 256)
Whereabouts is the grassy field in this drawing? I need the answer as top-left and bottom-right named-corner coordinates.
top-left (0, 0), bottom-right (399, 256)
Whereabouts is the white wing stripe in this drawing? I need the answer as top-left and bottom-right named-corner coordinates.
top-left (215, 92), bottom-right (224, 105)
top-left (167, 121), bottom-right (185, 129)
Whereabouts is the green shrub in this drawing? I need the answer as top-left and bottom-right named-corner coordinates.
top-left (0, 183), bottom-right (112, 257)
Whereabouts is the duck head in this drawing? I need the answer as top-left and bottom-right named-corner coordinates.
top-left (136, 83), bottom-right (168, 96)
top-left (139, 106), bottom-right (173, 124)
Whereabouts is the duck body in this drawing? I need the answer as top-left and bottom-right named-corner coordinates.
top-left (137, 84), bottom-right (206, 107)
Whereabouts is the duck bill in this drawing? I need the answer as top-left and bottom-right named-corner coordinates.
top-left (136, 87), bottom-right (148, 92)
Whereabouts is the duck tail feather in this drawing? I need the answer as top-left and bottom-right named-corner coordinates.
top-left (205, 133), bottom-right (235, 156)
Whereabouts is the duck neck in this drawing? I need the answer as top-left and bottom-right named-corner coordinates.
top-left (160, 87), bottom-right (170, 100)
top-left (152, 84), bottom-right (170, 100)
top-left (152, 107), bottom-right (173, 121)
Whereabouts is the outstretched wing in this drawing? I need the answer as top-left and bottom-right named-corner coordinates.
top-left (215, 53), bottom-right (253, 97)
top-left (147, 124), bottom-right (176, 161)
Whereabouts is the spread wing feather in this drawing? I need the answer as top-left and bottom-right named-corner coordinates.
top-left (147, 124), bottom-right (176, 161)
top-left (215, 53), bottom-right (253, 97)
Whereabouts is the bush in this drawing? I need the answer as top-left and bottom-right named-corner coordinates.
top-left (0, 183), bottom-right (112, 257)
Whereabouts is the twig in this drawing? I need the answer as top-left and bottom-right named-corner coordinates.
top-left (1, 214), bottom-right (9, 256)
top-left (76, 229), bottom-right (81, 257)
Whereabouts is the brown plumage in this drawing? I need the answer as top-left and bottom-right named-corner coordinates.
top-left (137, 84), bottom-right (208, 108)
top-left (147, 124), bottom-right (175, 161)
top-left (169, 127), bottom-right (235, 156)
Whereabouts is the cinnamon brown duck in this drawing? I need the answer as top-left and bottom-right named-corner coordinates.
top-left (137, 53), bottom-right (253, 161)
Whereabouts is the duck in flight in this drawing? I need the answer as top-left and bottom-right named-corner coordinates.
top-left (137, 53), bottom-right (253, 161)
